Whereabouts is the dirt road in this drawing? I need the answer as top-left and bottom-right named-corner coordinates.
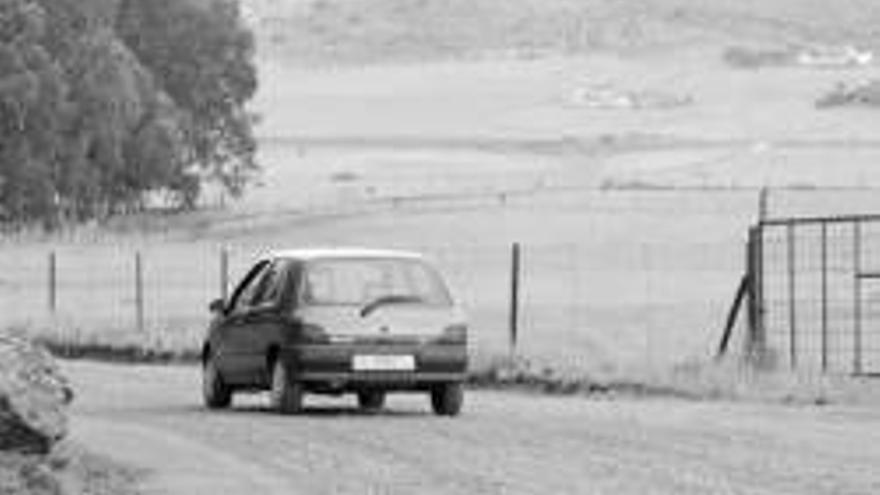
top-left (65, 361), bottom-right (880, 495)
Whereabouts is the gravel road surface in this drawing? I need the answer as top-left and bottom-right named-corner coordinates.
top-left (64, 361), bottom-right (880, 495)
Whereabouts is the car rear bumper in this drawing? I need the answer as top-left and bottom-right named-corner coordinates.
top-left (282, 342), bottom-right (468, 390)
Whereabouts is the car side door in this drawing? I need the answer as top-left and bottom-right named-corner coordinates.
top-left (222, 260), bottom-right (290, 386)
top-left (214, 260), bottom-right (270, 384)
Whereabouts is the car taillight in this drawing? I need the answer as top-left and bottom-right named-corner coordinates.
top-left (439, 324), bottom-right (467, 344)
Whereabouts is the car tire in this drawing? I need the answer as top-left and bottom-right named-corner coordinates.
top-left (203, 356), bottom-right (232, 409)
top-left (357, 391), bottom-right (386, 412)
top-left (430, 382), bottom-right (463, 416)
top-left (269, 359), bottom-right (304, 415)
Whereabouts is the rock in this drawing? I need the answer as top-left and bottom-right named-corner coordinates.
top-left (0, 333), bottom-right (73, 454)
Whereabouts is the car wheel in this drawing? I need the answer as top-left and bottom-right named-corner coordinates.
top-left (357, 390), bottom-right (386, 412)
top-left (430, 382), bottom-right (463, 416)
top-left (269, 359), bottom-right (304, 415)
top-left (203, 356), bottom-right (232, 409)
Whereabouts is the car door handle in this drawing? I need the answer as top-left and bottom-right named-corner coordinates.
top-left (234, 312), bottom-right (263, 325)
top-left (228, 306), bottom-right (278, 325)
top-left (226, 313), bottom-right (247, 325)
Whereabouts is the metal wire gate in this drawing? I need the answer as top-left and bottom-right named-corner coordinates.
top-left (746, 214), bottom-right (880, 375)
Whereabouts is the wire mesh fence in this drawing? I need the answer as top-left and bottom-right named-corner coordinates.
top-left (0, 237), bottom-right (743, 374)
top-left (7, 186), bottom-right (880, 375)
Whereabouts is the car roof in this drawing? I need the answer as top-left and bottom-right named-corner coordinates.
top-left (264, 247), bottom-right (426, 262)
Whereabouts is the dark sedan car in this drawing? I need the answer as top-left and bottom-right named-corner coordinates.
top-left (201, 248), bottom-right (468, 416)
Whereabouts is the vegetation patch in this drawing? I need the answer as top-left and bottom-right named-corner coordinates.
top-left (0, 444), bottom-right (142, 495)
top-left (467, 354), bottom-right (880, 405)
top-left (468, 356), bottom-right (707, 400)
top-left (15, 323), bottom-right (880, 405)
top-left (39, 341), bottom-right (200, 365)
top-left (16, 324), bottom-right (203, 365)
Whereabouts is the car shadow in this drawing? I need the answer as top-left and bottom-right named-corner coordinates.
top-left (168, 402), bottom-right (431, 419)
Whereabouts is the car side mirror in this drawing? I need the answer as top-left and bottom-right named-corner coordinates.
top-left (209, 298), bottom-right (226, 314)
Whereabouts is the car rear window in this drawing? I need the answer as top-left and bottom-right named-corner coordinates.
top-left (301, 257), bottom-right (452, 307)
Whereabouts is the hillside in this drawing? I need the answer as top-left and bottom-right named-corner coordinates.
top-left (244, 0), bottom-right (880, 65)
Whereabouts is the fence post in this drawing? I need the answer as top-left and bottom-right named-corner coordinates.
top-left (854, 220), bottom-right (863, 375)
top-left (746, 225), bottom-right (768, 363)
top-left (820, 222), bottom-right (829, 372)
top-left (48, 251), bottom-right (57, 314)
top-left (569, 243), bottom-right (580, 338)
top-left (751, 185), bottom-right (768, 362)
top-left (787, 222), bottom-right (797, 369)
top-left (755, 223), bottom-right (765, 352)
top-left (508, 242), bottom-right (521, 356)
top-left (220, 248), bottom-right (229, 301)
top-left (745, 231), bottom-right (756, 354)
top-left (135, 251), bottom-right (144, 333)
top-left (758, 187), bottom-right (769, 223)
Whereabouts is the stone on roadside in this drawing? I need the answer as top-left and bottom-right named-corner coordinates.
top-left (0, 333), bottom-right (73, 454)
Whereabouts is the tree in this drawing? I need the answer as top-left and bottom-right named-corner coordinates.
top-left (62, 29), bottom-right (191, 215)
top-left (0, 0), bottom-right (259, 227)
top-left (117, 0), bottom-right (258, 198)
top-left (0, 0), bottom-right (69, 224)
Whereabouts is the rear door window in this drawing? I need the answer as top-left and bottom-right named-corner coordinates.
top-left (301, 258), bottom-right (451, 307)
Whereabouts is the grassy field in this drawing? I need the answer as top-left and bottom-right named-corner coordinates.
top-left (6, 0), bottom-right (880, 380)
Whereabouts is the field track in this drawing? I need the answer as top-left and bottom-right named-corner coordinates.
top-left (67, 361), bottom-right (880, 495)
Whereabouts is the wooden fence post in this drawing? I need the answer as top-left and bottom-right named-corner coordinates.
top-left (787, 222), bottom-right (797, 369)
top-left (48, 251), bottom-right (56, 314)
top-left (509, 243), bottom-right (522, 357)
top-left (820, 222), bottom-right (829, 372)
top-left (135, 251), bottom-right (144, 333)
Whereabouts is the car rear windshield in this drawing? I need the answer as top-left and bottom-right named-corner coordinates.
top-left (301, 257), bottom-right (453, 307)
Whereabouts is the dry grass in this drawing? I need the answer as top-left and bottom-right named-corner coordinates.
top-left (11, 301), bottom-right (880, 406)
top-left (469, 352), bottom-right (880, 406)
top-left (13, 318), bottom-right (862, 405)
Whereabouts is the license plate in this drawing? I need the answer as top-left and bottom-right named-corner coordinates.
top-left (352, 355), bottom-right (415, 371)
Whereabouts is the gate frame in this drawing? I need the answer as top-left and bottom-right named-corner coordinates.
top-left (745, 213), bottom-right (880, 375)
